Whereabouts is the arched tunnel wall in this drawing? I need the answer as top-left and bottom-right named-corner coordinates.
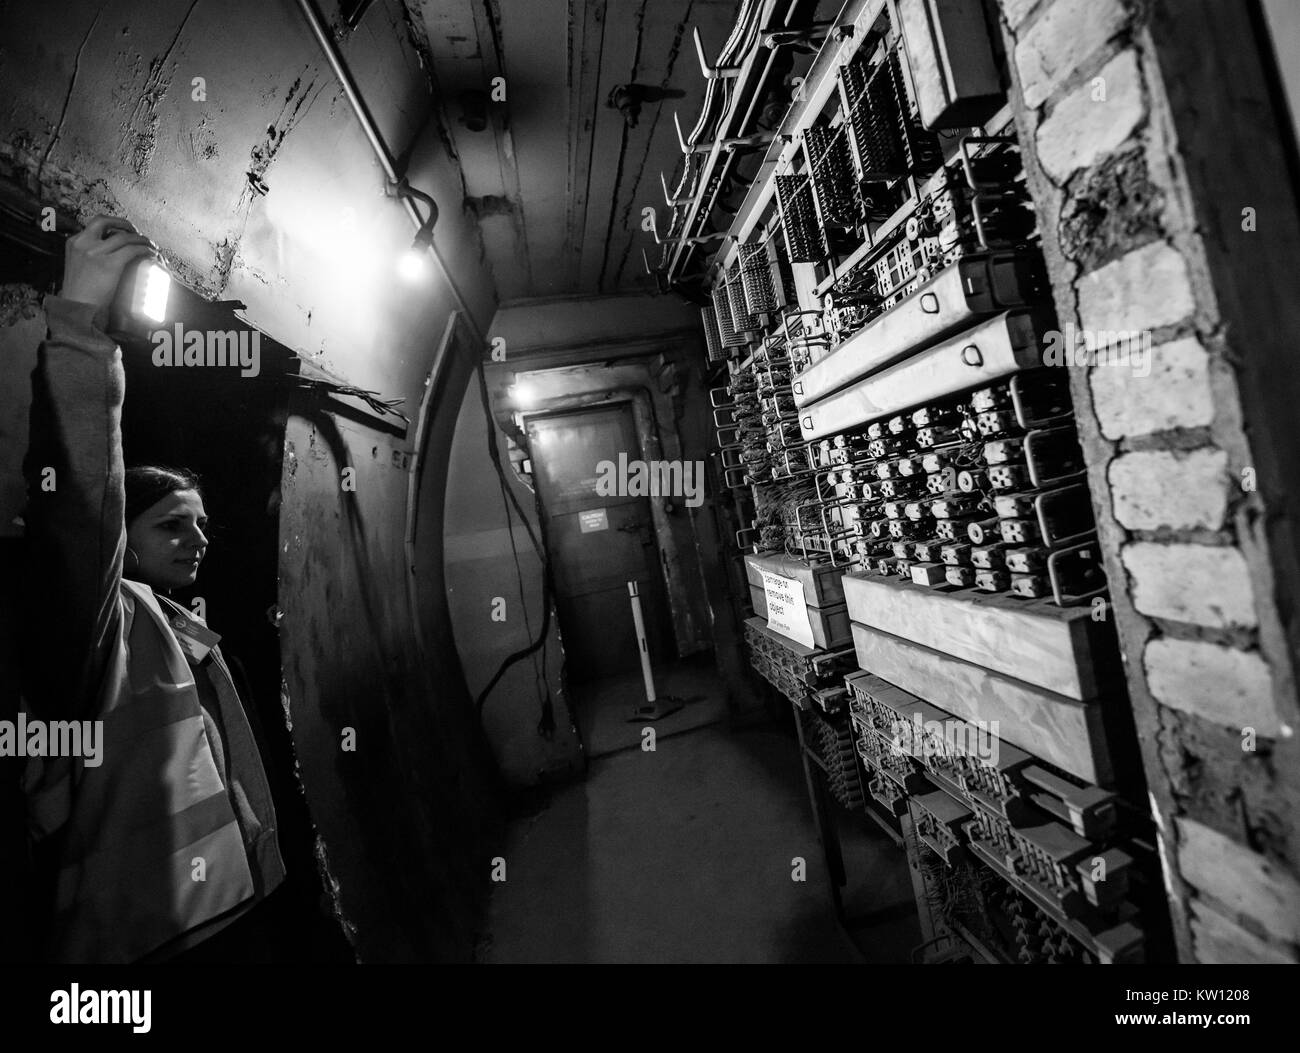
top-left (0, 0), bottom-right (505, 961)
top-left (439, 349), bottom-right (583, 788)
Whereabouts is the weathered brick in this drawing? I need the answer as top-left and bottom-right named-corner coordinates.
top-left (1108, 447), bottom-right (1228, 531)
top-left (1058, 146), bottom-right (1164, 272)
top-left (1145, 637), bottom-right (1277, 735)
top-left (1036, 50), bottom-right (1145, 182)
top-left (1177, 817), bottom-right (1300, 945)
top-left (1189, 897), bottom-right (1298, 964)
top-left (1014, 0), bottom-right (1129, 109)
top-left (1077, 240), bottom-right (1196, 335)
top-left (1089, 337), bottom-right (1214, 439)
top-left (1122, 541), bottom-right (1257, 629)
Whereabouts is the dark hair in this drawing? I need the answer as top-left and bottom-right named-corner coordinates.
top-left (124, 466), bottom-right (203, 526)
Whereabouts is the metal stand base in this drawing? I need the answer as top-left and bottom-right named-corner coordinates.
top-left (627, 696), bottom-right (685, 722)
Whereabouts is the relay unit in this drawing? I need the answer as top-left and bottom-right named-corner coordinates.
top-left (688, 0), bottom-right (1159, 964)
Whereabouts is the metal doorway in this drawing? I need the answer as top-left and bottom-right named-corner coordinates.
top-left (526, 404), bottom-right (676, 683)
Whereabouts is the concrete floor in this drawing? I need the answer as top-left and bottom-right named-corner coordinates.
top-left (572, 653), bottom-right (730, 757)
top-left (478, 719), bottom-right (921, 963)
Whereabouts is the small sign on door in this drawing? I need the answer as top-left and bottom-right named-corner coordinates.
top-left (578, 508), bottom-right (609, 533)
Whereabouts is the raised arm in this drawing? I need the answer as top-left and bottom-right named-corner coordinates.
top-left (21, 217), bottom-right (156, 720)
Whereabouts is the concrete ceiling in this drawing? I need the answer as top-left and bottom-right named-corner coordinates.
top-left (406, 0), bottom-right (741, 304)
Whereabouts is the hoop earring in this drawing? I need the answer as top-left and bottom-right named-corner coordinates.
top-left (125, 545), bottom-right (141, 575)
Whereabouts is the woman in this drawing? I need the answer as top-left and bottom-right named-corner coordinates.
top-left (21, 215), bottom-right (285, 963)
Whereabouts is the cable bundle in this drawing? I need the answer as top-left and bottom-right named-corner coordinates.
top-left (739, 242), bottom-right (778, 315)
top-left (776, 174), bottom-right (828, 263)
top-left (804, 124), bottom-right (860, 228)
top-left (700, 306), bottom-right (725, 362)
top-left (841, 51), bottom-right (906, 180)
top-left (712, 282), bottom-right (745, 348)
top-left (725, 261), bottom-right (762, 333)
top-left (291, 377), bottom-right (409, 423)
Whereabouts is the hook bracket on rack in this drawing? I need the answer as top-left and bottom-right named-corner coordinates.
top-left (693, 26), bottom-right (742, 79)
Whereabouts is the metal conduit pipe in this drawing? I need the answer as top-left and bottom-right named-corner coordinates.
top-left (296, 0), bottom-right (491, 684)
top-left (295, 0), bottom-right (484, 343)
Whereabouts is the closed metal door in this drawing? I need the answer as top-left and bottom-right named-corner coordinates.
top-left (527, 405), bottom-right (675, 681)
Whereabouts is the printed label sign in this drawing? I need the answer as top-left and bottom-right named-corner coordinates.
top-left (579, 508), bottom-right (609, 533)
top-left (761, 571), bottom-right (814, 648)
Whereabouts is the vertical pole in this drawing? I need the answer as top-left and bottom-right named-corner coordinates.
top-left (627, 581), bottom-right (657, 703)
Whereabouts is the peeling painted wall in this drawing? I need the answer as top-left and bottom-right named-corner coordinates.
top-left (1, 0), bottom-right (503, 959)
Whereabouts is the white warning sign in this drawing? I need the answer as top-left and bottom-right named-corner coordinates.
top-left (761, 571), bottom-right (814, 648)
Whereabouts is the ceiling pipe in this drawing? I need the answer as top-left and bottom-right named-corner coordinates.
top-left (294, 0), bottom-right (484, 343)
top-left (296, 0), bottom-right (491, 688)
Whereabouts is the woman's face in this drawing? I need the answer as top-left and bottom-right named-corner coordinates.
top-left (126, 489), bottom-right (209, 590)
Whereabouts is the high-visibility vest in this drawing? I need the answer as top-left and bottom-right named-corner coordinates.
top-left (23, 579), bottom-right (285, 963)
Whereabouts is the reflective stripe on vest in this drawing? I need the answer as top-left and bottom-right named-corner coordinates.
top-left (45, 581), bottom-right (255, 962)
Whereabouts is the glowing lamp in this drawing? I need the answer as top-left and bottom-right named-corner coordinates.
top-left (398, 246), bottom-right (428, 281)
top-left (135, 260), bottom-right (171, 322)
top-left (392, 179), bottom-right (439, 282)
top-left (109, 256), bottom-right (171, 338)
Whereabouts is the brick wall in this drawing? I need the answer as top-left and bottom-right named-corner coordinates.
top-left (996, 0), bottom-right (1300, 961)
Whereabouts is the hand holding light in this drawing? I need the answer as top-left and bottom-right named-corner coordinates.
top-left (61, 216), bottom-right (158, 311)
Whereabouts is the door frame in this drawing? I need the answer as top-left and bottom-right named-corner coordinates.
top-left (517, 388), bottom-right (686, 658)
top-left (522, 400), bottom-right (676, 677)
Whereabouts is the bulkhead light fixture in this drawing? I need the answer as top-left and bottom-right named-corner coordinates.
top-left (391, 178), bottom-right (439, 282)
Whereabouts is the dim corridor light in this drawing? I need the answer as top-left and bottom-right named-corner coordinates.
top-left (511, 381), bottom-right (537, 408)
top-left (399, 216), bottom-right (437, 283)
top-left (398, 246), bottom-right (428, 281)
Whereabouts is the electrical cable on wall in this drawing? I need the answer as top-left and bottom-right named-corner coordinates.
top-left (289, 376), bottom-right (409, 423)
top-left (493, 436), bottom-right (553, 738)
top-left (471, 355), bottom-right (558, 734)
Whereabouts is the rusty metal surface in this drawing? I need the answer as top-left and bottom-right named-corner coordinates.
top-left (278, 404), bottom-right (500, 959)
